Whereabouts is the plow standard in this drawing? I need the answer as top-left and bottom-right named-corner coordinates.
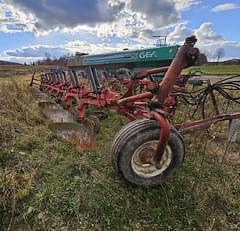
top-left (30, 36), bottom-right (240, 186)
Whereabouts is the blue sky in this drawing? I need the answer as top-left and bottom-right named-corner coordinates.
top-left (0, 0), bottom-right (239, 63)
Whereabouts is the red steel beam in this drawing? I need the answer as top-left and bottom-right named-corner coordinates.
top-left (177, 113), bottom-right (240, 134)
top-left (158, 36), bottom-right (198, 103)
top-left (118, 36), bottom-right (199, 106)
top-left (134, 66), bottom-right (169, 79)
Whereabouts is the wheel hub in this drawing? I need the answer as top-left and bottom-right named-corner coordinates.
top-left (138, 147), bottom-right (155, 164)
top-left (131, 141), bottom-right (172, 178)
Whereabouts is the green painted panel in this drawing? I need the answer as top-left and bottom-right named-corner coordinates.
top-left (68, 45), bottom-right (179, 68)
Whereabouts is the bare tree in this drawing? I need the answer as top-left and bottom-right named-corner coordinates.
top-left (214, 48), bottom-right (225, 63)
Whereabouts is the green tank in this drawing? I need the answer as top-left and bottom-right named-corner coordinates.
top-left (68, 45), bottom-right (179, 72)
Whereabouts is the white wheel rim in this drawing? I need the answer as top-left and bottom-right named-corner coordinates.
top-left (131, 141), bottom-right (172, 178)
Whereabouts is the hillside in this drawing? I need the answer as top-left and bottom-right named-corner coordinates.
top-left (0, 60), bottom-right (22, 65)
top-left (207, 59), bottom-right (240, 65)
top-left (221, 59), bottom-right (240, 65)
top-left (184, 64), bottom-right (240, 75)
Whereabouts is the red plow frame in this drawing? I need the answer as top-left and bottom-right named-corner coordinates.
top-left (30, 36), bottom-right (240, 186)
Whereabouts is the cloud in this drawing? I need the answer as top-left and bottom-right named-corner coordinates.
top-left (4, 20), bottom-right (240, 62)
top-left (3, 0), bottom-right (126, 33)
top-left (5, 45), bottom-right (69, 58)
top-left (140, 28), bottom-right (169, 40)
top-left (4, 36), bottom-right (240, 63)
top-left (194, 22), bottom-right (224, 42)
top-left (0, 1), bottom-right (40, 33)
top-left (167, 22), bottom-right (240, 60)
top-left (129, 0), bottom-right (180, 27)
top-left (1, 0), bottom-right (201, 35)
top-left (168, 22), bottom-right (224, 44)
top-left (167, 23), bottom-right (193, 43)
top-left (4, 40), bottom-right (146, 61)
top-left (1, 0), bottom-right (238, 62)
top-left (0, 54), bottom-right (40, 63)
top-left (65, 40), bottom-right (145, 54)
top-left (211, 3), bottom-right (240, 12)
top-left (200, 40), bottom-right (240, 61)
top-left (173, 0), bottom-right (201, 11)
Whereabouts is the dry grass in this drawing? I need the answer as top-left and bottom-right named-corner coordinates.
top-left (0, 65), bottom-right (58, 81)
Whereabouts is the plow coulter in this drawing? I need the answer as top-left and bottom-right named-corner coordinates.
top-left (30, 36), bottom-right (240, 187)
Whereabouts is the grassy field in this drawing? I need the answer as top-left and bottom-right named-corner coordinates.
top-left (0, 65), bottom-right (57, 81)
top-left (184, 64), bottom-right (240, 75)
top-left (0, 64), bottom-right (239, 81)
top-left (0, 66), bottom-right (240, 230)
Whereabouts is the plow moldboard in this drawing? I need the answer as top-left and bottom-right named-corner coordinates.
top-left (48, 122), bottom-right (97, 150)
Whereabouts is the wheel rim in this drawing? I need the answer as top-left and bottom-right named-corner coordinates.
top-left (131, 141), bottom-right (172, 178)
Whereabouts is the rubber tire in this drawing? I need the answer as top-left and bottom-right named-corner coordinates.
top-left (110, 119), bottom-right (185, 187)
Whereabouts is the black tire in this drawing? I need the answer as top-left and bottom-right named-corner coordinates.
top-left (110, 119), bottom-right (152, 173)
top-left (110, 119), bottom-right (184, 187)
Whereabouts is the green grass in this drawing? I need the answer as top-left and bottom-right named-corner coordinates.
top-left (0, 81), bottom-right (240, 231)
top-left (184, 64), bottom-right (240, 75)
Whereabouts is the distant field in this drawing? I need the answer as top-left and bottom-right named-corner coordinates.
top-left (1, 64), bottom-right (240, 81)
top-left (0, 65), bottom-right (61, 81)
top-left (184, 64), bottom-right (240, 75)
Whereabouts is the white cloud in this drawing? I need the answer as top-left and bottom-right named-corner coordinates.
top-left (129, 0), bottom-right (180, 27)
top-left (167, 23), bottom-right (193, 43)
top-left (3, 39), bottom-right (148, 62)
top-left (0, 0), bottom-right (201, 36)
top-left (211, 3), bottom-right (240, 12)
top-left (0, 1), bottom-right (41, 34)
top-left (0, 0), bottom-right (127, 35)
top-left (195, 22), bottom-right (224, 42)
top-left (3, 20), bottom-right (240, 62)
top-left (4, 0), bottom-right (126, 29)
top-left (0, 54), bottom-right (39, 63)
top-left (65, 40), bottom-right (146, 54)
top-left (167, 22), bottom-right (240, 60)
top-left (5, 45), bottom-right (69, 58)
top-left (173, 0), bottom-right (201, 11)
top-left (1, 0), bottom-right (239, 62)
top-left (168, 22), bottom-right (224, 44)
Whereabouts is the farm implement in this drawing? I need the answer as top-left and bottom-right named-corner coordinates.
top-left (30, 36), bottom-right (240, 186)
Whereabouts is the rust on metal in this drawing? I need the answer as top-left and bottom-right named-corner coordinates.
top-left (138, 147), bottom-right (156, 164)
top-left (48, 122), bottom-right (96, 150)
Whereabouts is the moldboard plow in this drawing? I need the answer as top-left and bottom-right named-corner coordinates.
top-left (30, 36), bottom-right (240, 186)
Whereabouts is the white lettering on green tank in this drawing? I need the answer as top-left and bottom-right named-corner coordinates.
top-left (138, 51), bottom-right (157, 59)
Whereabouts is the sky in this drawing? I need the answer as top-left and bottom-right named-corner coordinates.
top-left (0, 0), bottom-right (239, 63)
